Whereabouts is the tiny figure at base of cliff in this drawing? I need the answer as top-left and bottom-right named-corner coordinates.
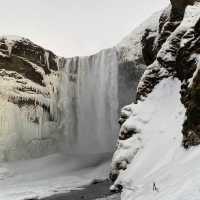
top-left (153, 182), bottom-right (159, 192)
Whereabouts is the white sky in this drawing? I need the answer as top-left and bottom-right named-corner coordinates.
top-left (0, 0), bottom-right (169, 57)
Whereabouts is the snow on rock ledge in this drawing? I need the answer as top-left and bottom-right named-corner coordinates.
top-left (111, 78), bottom-right (186, 199)
top-left (0, 36), bottom-right (61, 160)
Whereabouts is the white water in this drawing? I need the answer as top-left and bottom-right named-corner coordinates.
top-left (59, 48), bottom-right (119, 155)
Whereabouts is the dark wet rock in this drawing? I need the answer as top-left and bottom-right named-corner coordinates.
top-left (40, 180), bottom-right (120, 200)
top-left (118, 61), bottom-right (145, 108)
top-left (141, 28), bottom-right (157, 66)
top-left (0, 37), bottom-right (59, 84)
top-left (182, 69), bottom-right (200, 147)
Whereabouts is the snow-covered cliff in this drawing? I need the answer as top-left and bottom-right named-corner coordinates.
top-left (110, 1), bottom-right (200, 200)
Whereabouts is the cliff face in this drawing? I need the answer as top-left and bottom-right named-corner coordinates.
top-left (110, 1), bottom-right (200, 199)
top-left (0, 36), bottom-right (60, 114)
top-left (0, 36), bottom-right (62, 160)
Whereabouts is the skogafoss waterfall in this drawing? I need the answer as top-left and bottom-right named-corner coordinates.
top-left (0, 39), bottom-right (143, 161)
top-left (58, 48), bottom-right (119, 155)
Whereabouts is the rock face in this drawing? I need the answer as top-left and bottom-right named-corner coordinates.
top-left (0, 36), bottom-right (60, 112)
top-left (170, 0), bottom-right (197, 10)
top-left (139, 0), bottom-right (200, 146)
top-left (0, 36), bottom-right (61, 160)
top-left (110, 0), bottom-right (200, 190)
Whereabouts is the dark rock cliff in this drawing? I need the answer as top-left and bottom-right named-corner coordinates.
top-left (137, 1), bottom-right (200, 148)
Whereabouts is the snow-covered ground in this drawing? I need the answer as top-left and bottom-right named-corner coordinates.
top-left (112, 77), bottom-right (200, 200)
top-left (0, 153), bottom-right (111, 200)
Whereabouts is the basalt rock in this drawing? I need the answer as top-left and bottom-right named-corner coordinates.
top-left (170, 0), bottom-right (197, 10)
top-left (0, 36), bottom-right (60, 115)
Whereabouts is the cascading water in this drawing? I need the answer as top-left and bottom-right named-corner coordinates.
top-left (58, 48), bottom-right (119, 155)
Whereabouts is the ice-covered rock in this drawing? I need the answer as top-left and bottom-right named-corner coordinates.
top-left (0, 36), bottom-right (62, 160)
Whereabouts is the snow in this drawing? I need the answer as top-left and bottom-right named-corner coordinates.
top-left (0, 35), bottom-right (25, 56)
top-left (117, 11), bottom-right (160, 62)
top-left (111, 77), bottom-right (200, 200)
top-left (0, 35), bottom-right (24, 42)
top-left (0, 153), bottom-right (111, 200)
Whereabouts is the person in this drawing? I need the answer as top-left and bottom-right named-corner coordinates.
top-left (153, 182), bottom-right (159, 192)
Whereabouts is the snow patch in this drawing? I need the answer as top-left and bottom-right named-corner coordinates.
top-left (111, 78), bottom-right (199, 200)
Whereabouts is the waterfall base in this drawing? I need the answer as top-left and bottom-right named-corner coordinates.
top-left (0, 153), bottom-right (113, 200)
top-left (41, 180), bottom-right (120, 200)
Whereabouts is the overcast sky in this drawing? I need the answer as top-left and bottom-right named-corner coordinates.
top-left (0, 0), bottom-right (169, 57)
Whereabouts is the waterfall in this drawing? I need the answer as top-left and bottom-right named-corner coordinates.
top-left (0, 46), bottom-right (142, 161)
top-left (58, 48), bottom-right (119, 155)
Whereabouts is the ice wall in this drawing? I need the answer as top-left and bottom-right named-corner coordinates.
top-left (0, 60), bottom-right (61, 161)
